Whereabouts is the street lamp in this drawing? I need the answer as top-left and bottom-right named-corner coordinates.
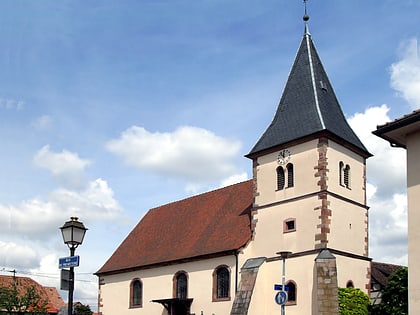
top-left (276, 251), bottom-right (292, 315)
top-left (60, 217), bottom-right (87, 315)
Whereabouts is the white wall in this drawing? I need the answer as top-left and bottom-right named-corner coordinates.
top-left (99, 255), bottom-right (237, 315)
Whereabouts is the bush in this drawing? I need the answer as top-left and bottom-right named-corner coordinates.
top-left (338, 287), bottom-right (370, 315)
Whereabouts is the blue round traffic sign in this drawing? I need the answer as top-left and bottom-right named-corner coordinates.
top-left (275, 291), bottom-right (288, 305)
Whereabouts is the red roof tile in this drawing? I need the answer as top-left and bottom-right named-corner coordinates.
top-left (97, 180), bottom-right (253, 274)
top-left (0, 275), bottom-right (65, 313)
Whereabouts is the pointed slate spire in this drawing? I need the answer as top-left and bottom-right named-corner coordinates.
top-left (247, 16), bottom-right (371, 158)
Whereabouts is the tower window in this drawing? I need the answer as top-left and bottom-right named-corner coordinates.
top-left (130, 278), bottom-right (142, 308)
top-left (339, 161), bottom-right (351, 189)
top-left (213, 265), bottom-right (230, 301)
top-left (277, 166), bottom-right (285, 190)
top-left (286, 163), bottom-right (294, 188)
top-left (344, 165), bottom-right (350, 189)
top-left (284, 218), bottom-right (296, 233)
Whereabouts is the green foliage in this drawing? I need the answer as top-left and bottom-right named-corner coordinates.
top-left (370, 266), bottom-right (408, 315)
top-left (0, 280), bottom-right (48, 314)
top-left (338, 287), bottom-right (370, 315)
top-left (74, 303), bottom-right (93, 315)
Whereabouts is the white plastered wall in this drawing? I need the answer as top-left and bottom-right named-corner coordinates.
top-left (99, 255), bottom-right (237, 315)
top-left (407, 130), bottom-right (420, 315)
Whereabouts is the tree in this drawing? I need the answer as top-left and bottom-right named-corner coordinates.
top-left (74, 303), bottom-right (93, 315)
top-left (338, 287), bottom-right (370, 315)
top-left (0, 279), bottom-right (48, 314)
top-left (370, 266), bottom-right (408, 315)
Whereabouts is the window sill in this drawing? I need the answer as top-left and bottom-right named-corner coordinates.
top-left (283, 229), bottom-right (296, 233)
top-left (212, 297), bottom-right (231, 302)
top-left (129, 305), bottom-right (142, 309)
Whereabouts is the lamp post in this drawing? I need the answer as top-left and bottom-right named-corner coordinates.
top-left (276, 251), bottom-right (292, 315)
top-left (60, 217), bottom-right (87, 315)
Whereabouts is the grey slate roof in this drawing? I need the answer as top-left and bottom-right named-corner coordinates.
top-left (247, 28), bottom-right (371, 158)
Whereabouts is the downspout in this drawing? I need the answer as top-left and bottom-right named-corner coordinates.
top-left (235, 251), bottom-right (239, 293)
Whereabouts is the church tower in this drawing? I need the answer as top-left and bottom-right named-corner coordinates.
top-left (242, 9), bottom-right (372, 315)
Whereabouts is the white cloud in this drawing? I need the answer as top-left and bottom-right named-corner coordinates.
top-left (219, 172), bottom-right (249, 187)
top-left (348, 105), bottom-right (406, 197)
top-left (0, 98), bottom-right (24, 110)
top-left (0, 178), bottom-right (123, 239)
top-left (390, 38), bottom-right (420, 109)
top-left (348, 105), bottom-right (408, 265)
top-left (106, 125), bottom-right (242, 182)
top-left (0, 241), bottom-right (38, 269)
top-left (31, 115), bottom-right (53, 130)
top-left (33, 145), bottom-right (92, 189)
top-left (368, 190), bottom-right (408, 265)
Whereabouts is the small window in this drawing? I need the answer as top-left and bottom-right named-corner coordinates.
top-left (174, 271), bottom-right (188, 299)
top-left (346, 280), bottom-right (354, 288)
top-left (286, 163), bottom-right (294, 188)
top-left (277, 166), bottom-right (285, 190)
top-left (213, 266), bottom-right (230, 301)
top-left (286, 281), bottom-right (297, 305)
top-left (130, 278), bottom-right (142, 308)
top-left (344, 165), bottom-right (350, 189)
top-left (284, 218), bottom-right (296, 233)
top-left (339, 161), bottom-right (344, 186)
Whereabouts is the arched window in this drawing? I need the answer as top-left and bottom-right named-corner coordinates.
top-left (286, 163), bottom-right (294, 188)
top-left (286, 280), bottom-right (296, 305)
top-left (130, 278), bottom-right (142, 308)
top-left (339, 162), bottom-right (351, 189)
top-left (346, 280), bottom-right (354, 288)
top-left (339, 161), bottom-right (344, 186)
top-left (277, 166), bottom-right (285, 190)
top-left (174, 271), bottom-right (188, 299)
top-left (213, 266), bottom-right (230, 301)
top-left (344, 164), bottom-right (350, 189)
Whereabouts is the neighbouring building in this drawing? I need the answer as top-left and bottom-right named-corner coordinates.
top-left (0, 275), bottom-right (65, 314)
top-left (96, 14), bottom-right (373, 315)
top-left (373, 109), bottom-right (420, 315)
top-left (370, 261), bottom-right (402, 305)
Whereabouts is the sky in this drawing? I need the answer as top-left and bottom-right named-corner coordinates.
top-left (0, 0), bottom-right (419, 310)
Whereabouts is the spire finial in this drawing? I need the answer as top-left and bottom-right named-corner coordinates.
top-left (303, 0), bottom-right (310, 35)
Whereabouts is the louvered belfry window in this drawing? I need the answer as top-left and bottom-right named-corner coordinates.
top-left (287, 163), bottom-right (294, 188)
top-left (277, 166), bottom-right (285, 190)
top-left (344, 164), bottom-right (350, 188)
top-left (339, 161), bottom-right (344, 186)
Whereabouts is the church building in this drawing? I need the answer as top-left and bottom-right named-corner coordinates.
top-left (96, 11), bottom-right (372, 315)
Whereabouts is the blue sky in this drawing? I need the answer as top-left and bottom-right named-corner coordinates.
top-left (0, 0), bottom-right (419, 309)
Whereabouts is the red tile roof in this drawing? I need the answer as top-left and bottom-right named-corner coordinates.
top-left (97, 180), bottom-right (253, 274)
top-left (0, 275), bottom-right (65, 313)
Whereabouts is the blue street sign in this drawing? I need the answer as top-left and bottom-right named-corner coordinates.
top-left (275, 291), bottom-right (288, 305)
top-left (274, 284), bottom-right (289, 291)
top-left (59, 256), bottom-right (80, 269)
